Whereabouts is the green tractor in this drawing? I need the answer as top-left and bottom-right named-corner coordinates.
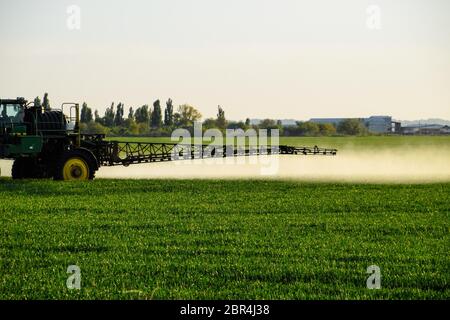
top-left (0, 98), bottom-right (99, 180)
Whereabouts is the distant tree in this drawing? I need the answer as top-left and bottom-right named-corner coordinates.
top-left (282, 125), bottom-right (298, 136)
top-left (135, 105), bottom-right (150, 124)
top-left (81, 121), bottom-right (110, 134)
top-left (124, 118), bottom-right (139, 135)
top-left (203, 118), bottom-right (217, 129)
top-left (86, 109), bottom-right (93, 123)
top-left (124, 109), bottom-right (138, 135)
top-left (337, 119), bottom-right (367, 135)
top-left (104, 102), bottom-right (115, 127)
top-left (80, 104), bottom-right (86, 123)
top-left (151, 100), bottom-right (162, 128)
top-left (128, 107), bottom-right (134, 120)
top-left (114, 103), bottom-right (124, 126)
top-left (245, 118), bottom-right (251, 126)
top-left (137, 122), bottom-right (149, 135)
top-left (86, 105), bottom-right (94, 122)
top-left (173, 112), bottom-right (182, 126)
top-left (94, 109), bottom-right (102, 124)
top-left (42, 93), bottom-right (51, 111)
top-left (318, 123), bottom-right (336, 136)
top-left (227, 121), bottom-right (247, 130)
top-left (164, 98), bottom-right (174, 126)
top-left (216, 105), bottom-right (227, 129)
top-left (258, 119), bottom-right (277, 129)
top-left (177, 104), bottom-right (202, 126)
top-left (80, 102), bottom-right (93, 123)
top-left (297, 121), bottom-right (320, 136)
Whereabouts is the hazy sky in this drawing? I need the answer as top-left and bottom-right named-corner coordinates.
top-left (1, 0), bottom-right (449, 120)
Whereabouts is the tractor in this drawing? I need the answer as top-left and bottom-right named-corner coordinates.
top-left (0, 97), bottom-right (337, 181)
top-left (0, 98), bottom-right (97, 179)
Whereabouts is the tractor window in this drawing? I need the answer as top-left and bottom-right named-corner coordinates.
top-left (0, 104), bottom-right (23, 122)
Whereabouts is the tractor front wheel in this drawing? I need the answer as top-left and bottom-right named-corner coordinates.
top-left (54, 150), bottom-right (96, 181)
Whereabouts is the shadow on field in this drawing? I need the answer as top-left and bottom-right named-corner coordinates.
top-left (0, 178), bottom-right (186, 196)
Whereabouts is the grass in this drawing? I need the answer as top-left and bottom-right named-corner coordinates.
top-left (0, 179), bottom-right (448, 299)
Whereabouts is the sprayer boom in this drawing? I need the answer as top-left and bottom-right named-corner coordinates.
top-left (80, 135), bottom-right (337, 167)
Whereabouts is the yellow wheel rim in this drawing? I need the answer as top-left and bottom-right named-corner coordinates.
top-left (62, 157), bottom-right (89, 180)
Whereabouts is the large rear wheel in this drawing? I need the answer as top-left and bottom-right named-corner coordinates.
top-left (54, 150), bottom-right (96, 181)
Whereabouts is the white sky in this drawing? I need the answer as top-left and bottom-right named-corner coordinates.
top-left (0, 0), bottom-right (449, 120)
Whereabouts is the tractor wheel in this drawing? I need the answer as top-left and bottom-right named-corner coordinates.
top-left (54, 150), bottom-right (96, 181)
top-left (12, 158), bottom-right (35, 179)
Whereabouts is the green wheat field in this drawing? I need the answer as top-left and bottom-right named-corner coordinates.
top-left (0, 136), bottom-right (449, 299)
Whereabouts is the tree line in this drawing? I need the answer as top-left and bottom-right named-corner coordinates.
top-left (80, 99), bottom-right (204, 136)
top-left (33, 93), bottom-right (369, 136)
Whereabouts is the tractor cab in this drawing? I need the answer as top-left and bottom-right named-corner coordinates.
top-left (0, 98), bottom-right (44, 159)
top-left (0, 98), bottom-right (27, 137)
